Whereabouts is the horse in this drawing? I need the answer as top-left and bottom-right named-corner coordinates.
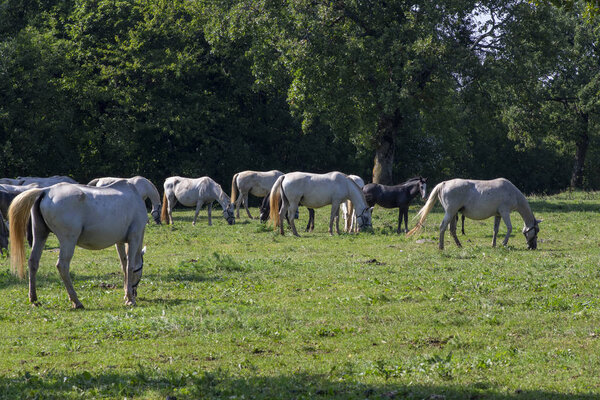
top-left (88, 176), bottom-right (162, 224)
top-left (161, 176), bottom-right (235, 226)
top-left (0, 209), bottom-right (8, 255)
top-left (0, 178), bottom-right (24, 185)
top-left (0, 183), bottom-right (40, 218)
top-left (362, 176), bottom-right (427, 234)
top-left (8, 181), bottom-right (148, 308)
top-left (17, 176), bottom-right (77, 186)
top-left (259, 191), bottom-right (315, 231)
top-left (269, 172), bottom-right (373, 236)
top-left (231, 170), bottom-right (283, 219)
top-left (339, 175), bottom-right (365, 233)
top-left (407, 178), bottom-right (541, 250)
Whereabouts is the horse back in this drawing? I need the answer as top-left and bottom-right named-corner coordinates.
top-left (40, 184), bottom-right (146, 249)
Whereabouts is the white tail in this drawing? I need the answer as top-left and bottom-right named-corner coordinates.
top-left (406, 182), bottom-right (443, 237)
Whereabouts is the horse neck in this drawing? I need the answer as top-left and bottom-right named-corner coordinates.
top-left (142, 180), bottom-right (161, 207)
top-left (347, 181), bottom-right (367, 210)
top-left (516, 193), bottom-right (536, 226)
top-left (406, 182), bottom-right (420, 199)
top-left (214, 185), bottom-right (230, 208)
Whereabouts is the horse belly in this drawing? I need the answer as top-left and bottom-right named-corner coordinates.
top-left (77, 227), bottom-right (127, 250)
top-left (298, 192), bottom-right (333, 209)
top-left (173, 189), bottom-right (198, 207)
top-left (461, 205), bottom-right (499, 221)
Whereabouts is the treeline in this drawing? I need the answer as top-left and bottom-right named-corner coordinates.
top-left (0, 0), bottom-right (598, 194)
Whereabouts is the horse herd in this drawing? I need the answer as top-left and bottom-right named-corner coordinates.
top-left (0, 171), bottom-right (540, 309)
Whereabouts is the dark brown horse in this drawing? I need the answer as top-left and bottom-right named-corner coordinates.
top-left (362, 177), bottom-right (427, 233)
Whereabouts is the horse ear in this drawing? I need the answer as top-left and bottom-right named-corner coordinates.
top-left (423, 177), bottom-right (427, 182)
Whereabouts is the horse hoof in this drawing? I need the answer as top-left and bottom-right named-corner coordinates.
top-left (73, 303), bottom-right (85, 309)
top-left (125, 300), bottom-right (136, 306)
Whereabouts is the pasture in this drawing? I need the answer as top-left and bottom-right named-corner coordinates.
top-left (0, 191), bottom-right (599, 399)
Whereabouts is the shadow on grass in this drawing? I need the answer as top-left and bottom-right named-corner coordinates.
top-left (0, 369), bottom-right (596, 399)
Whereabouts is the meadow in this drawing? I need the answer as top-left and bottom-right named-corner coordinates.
top-left (1, 191), bottom-right (599, 399)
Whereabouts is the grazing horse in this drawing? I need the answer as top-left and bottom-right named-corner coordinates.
top-left (18, 176), bottom-right (77, 186)
top-left (269, 172), bottom-right (373, 236)
top-left (0, 183), bottom-right (39, 217)
top-left (339, 175), bottom-right (365, 233)
top-left (259, 191), bottom-right (315, 231)
top-left (231, 170), bottom-right (283, 219)
top-left (161, 176), bottom-right (235, 226)
top-left (8, 182), bottom-right (148, 308)
top-left (0, 209), bottom-right (7, 254)
top-left (363, 177), bottom-right (427, 234)
top-left (407, 178), bottom-right (541, 249)
top-left (88, 176), bottom-right (162, 224)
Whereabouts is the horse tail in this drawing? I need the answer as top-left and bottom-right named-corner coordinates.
top-left (8, 188), bottom-right (44, 279)
top-left (231, 173), bottom-right (239, 204)
top-left (87, 178), bottom-right (99, 186)
top-left (161, 191), bottom-right (169, 224)
top-left (269, 175), bottom-right (284, 228)
top-left (407, 182), bottom-right (443, 237)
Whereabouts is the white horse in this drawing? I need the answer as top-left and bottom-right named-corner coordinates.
top-left (269, 171), bottom-right (373, 236)
top-left (407, 178), bottom-right (541, 249)
top-left (18, 176), bottom-right (77, 186)
top-left (8, 181), bottom-right (148, 308)
top-left (161, 176), bottom-right (235, 226)
top-left (339, 174), bottom-right (365, 233)
top-left (88, 176), bottom-right (162, 224)
top-left (231, 170), bottom-right (283, 219)
top-left (0, 176), bottom-right (76, 186)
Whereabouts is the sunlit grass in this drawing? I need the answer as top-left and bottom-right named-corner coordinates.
top-left (1, 192), bottom-right (600, 399)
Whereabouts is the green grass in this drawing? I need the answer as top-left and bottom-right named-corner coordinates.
top-left (1, 192), bottom-right (600, 399)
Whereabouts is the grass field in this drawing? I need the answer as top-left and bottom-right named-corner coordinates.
top-left (1, 191), bottom-right (600, 399)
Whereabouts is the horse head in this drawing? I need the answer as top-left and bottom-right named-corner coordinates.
top-left (131, 246), bottom-right (146, 298)
top-left (223, 203), bottom-right (236, 225)
top-left (259, 194), bottom-right (270, 223)
top-left (356, 207), bottom-right (374, 232)
top-left (419, 177), bottom-right (428, 200)
top-left (150, 206), bottom-right (162, 225)
top-left (523, 219), bottom-right (541, 250)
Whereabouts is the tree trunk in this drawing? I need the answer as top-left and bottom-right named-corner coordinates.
top-left (570, 113), bottom-right (589, 189)
top-left (372, 112), bottom-right (401, 185)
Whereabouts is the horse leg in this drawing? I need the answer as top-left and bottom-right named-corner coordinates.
top-left (243, 193), bottom-right (253, 219)
top-left (167, 194), bottom-right (177, 225)
top-left (278, 200), bottom-right (288, 235)
top-left (124, 238), bottom-right (143, 306)
top-left (492, 216), bottom-right (501, 247)
top-left (329, 202), bottom-right (341, 235)
top-left (192, 201), bottom-right (203, 226)
top-left (55, 240), bottom-right (83, 309)
top-left (449, 214), bottom-right (462, 247)
top-left (116, 243), bottom-right (128, 300)
top-left (207, 203), bottom-right (213, 225)
top-left (461, 214), bottom-right (466, 235)
top-left (28, 221), bottom-right (50, 305)
top-left (234, 193), bottom-right (242, 218)
top-left (305, 208), bottom-right (313, 232)
top-left (287, 205), bottom-right (300, 236)
top-left (438, 213), bottom-right (453, 250)
top-left (501, 212), bottom-right (512, 246)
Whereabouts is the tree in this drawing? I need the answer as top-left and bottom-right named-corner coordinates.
top-left (205, 0), bottom-right (481, 184)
